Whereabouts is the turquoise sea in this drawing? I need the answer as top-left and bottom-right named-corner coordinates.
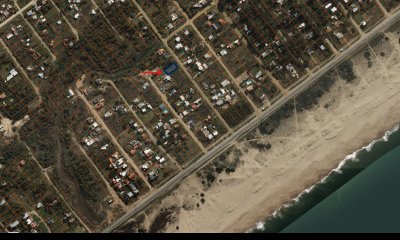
top-left (251, 124), bottom-right (400, 233)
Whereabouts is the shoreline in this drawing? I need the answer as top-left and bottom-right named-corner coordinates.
top-left (231, 105), bottom-right (400, 233)
top-left (234, 123), bottom-right (400, 233)
top-left (247, 123), bottom-right (400, 233)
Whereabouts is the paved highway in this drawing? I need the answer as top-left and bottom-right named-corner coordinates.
top-left (103, 10), bottom-right (400, 233)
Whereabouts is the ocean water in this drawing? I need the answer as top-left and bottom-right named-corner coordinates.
top-left (250, 124), bottom-right (400, 233)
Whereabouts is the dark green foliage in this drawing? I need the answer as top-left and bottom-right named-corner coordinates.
top-left (337, 60), bottom-right (355, 82)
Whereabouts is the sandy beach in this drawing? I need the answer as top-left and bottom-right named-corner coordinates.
top-left (118, 28), bottom-right (400, 233)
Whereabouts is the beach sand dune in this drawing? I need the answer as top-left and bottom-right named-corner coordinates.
top-left (121, 30), bottom-right (400, 233)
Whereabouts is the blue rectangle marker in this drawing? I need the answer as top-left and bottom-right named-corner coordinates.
top-left (164, 62), bottom-right (179, 76)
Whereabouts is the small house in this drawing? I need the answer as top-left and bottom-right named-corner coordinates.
top-left (67, 89), bottom-right (75, 99)
top-left (19, 160), bottom-right (26, 166)
top-left (221, 79), bottom-right (230, 88)
top-left (9, 220), bottom-right (20, 229)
